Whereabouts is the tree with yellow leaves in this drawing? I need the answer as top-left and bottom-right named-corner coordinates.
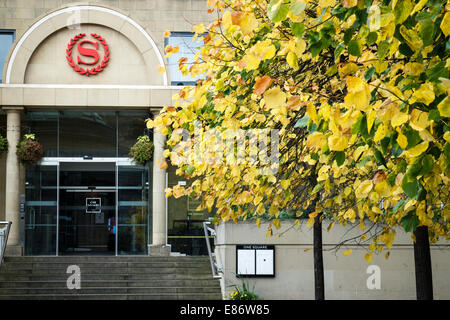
top-left (149, 0), bottom-right (449, 300)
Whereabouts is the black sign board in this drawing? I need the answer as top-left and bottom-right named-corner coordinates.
top-left (86, 198), bottom-right (101, 213)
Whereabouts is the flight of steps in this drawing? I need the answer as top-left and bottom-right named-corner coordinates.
top-left (0, 256), bottom-right (222, 300)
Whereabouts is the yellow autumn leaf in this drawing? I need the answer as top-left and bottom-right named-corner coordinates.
top-left (344, 76), bottom-right (371, 111)
top-left (404, 141), bottom-right (429, 158)
top-left (343, 208), bottom-right (356, 223)
top-left (273, 218), bottom-right (281, 229)
top-left (146, 119), bottom-right (155, 129)
top-left (193, 24), bottom-right (206, 34)
top-left (404, 62), bottom-right (424, 76)
top-left (233, 12), bottom-right (259, 35)
top-left (328, 135), bottom-right (348, 151)
top-left (374, 123), bottom-right (388, 142)
top-left (307, 132), bottom-right (325, 150)
top-left (343, 249), bottom-right (353, 256)
top-left (306, 217), bottom-right (315, 227)
top-left (367, 109), bottom-right (377, 133)
top-left (164, 29), bottom-right (171, 38)
top-left (157, 65), bottom-right (166, 75)
top-left (437, 96), bottom-right (450, 117)
top-left (441, 12), bottom-right (450, 37)
top-left (411, 83), bottom-right (435, 106)
top-left (374, 180), bottom-right (391, 197)
top-left (287, 51), bottom-right (299, 70)
top-left (444, 131), bottom-right (450, 142)
top-left (396, 130), bottom-right (408, 149)
top-left (306, 103), bottom-right (319, 125)
top-left (356, 180), bottom-right (373, 198)
top-left (281, 179), bottom-right (290, 190)
top-left (391, 112), bottom-right (409, 127)
top-left (410, 109), bottom-right (431, 131)
top-left (399, 25), bottom-right (423, 52)
top-left (365, 252), bottom-right (373, 263)
top-left (264, 87), bottom-right (287, 109)
top-left (256, 218), bottom-right (261, 228)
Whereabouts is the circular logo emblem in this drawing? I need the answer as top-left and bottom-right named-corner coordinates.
top-left (66, 33), bottom-right (110, 76)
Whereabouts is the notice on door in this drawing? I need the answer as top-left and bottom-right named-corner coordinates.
top-left (86, 198), bottom-right (101, 213)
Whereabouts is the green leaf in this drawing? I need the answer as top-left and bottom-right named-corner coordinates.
top-left (401, 212), bottom-right (420, 233)
top-left (334, 43), bottom-right (346, 61)
top-left (401, 175), bottom-right (420, 198)
top-left (335, 151), bottom-right (345, 166)
top-left (294, 114), bottom-right (309, 128)
top-left (377, 41), bottom-right (390, 60)
top-left (291, 22), bottom-right (305, 38)
top-left (426, 61), bottom-right (449, 82)
top-left (367, 32), bottom-right (378, 45)
top-left (311, 183), bottom-right (324, 194)
top-left (399, 43), bottom-right (414, 57)
top-left (348, 39), bottom-right (362, 57)
top-left (428, 109), bottom-right (441, 122)
top-left (374, 148), bottom-right (387, 167)
top-left (268, 0), bottom-right (290, 22)
top-left (394, 0), bottom-right (413, 24)
top-left (407, 154), bottom-right (434, 178)
top-left (404, 127), bottom-right (421, 148)
top-left (290, 0), bottom-right (306, 15)
top-left (419, 18), bottom-right (434, 47)
top-left (186, 165), bottom-right (195, 175)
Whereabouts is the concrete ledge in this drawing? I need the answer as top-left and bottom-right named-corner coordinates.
top-left (5, 245), bottom-right (24, 257)
top-left (148, 244), bottom-right (171, 257)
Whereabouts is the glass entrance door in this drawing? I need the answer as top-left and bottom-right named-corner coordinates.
top-left (58, 162), bottom-right (116, 255)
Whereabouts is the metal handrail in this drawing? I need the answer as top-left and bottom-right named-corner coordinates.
top-left (0, 221), bottom-right (12, 269)
top-left (203, 220), bottom-right (222, 279)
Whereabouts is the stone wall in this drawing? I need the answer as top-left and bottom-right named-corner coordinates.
top-left (214, 220), bottom-right (450, 300)
top-left (0, 0), bottom-right (214, 54)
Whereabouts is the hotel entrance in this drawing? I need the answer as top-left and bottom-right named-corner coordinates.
top-left (58, 162), bottom-right (116, 255)
top-left (25, 159), bottom-right (151, 256)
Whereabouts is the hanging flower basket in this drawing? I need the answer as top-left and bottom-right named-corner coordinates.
top-left (129, 135), bottom-right (154, 165)
top-left (0, 134), bottom-right (8, 156)
top-left (16, 134), bottom-right (44, 165)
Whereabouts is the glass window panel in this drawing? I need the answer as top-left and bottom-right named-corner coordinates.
top-left (59, 111), bottom-right (116, 157)
top-left (118, 165), bottom-right (150, 255)
top-left (25, 111), bottom-right (58, 157)
top-left (118, 226), bottom-right (147, 255)
top-left (167, 165), bottom-right (210, 255)
top-left (166, 32), bottom-right (205, 85)
top-left (25, 165), bottom-right (57, 255)
top-left (0, 30), bottom-right (15, 83)
top-left (117, 111), bottom-right (149, 157)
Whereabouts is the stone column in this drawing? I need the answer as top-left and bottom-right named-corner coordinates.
top-left (3, 107), bottom-right (23, 256)
top-left (149, 111), bottom-right (170, 256)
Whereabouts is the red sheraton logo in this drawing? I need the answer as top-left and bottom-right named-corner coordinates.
top-left (66, 33), bottom-right (110, 76)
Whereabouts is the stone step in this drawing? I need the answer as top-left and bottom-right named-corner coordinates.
top-left (0, 279), bottom-right (220, 288)
top-left (0, 267), bottom-right (211, 275)
top-left (0, 293), bottom-right (223, 300)
top-left (4, 256), bottom-right (210, 263)
top-left (1, 262), bottom-right (212, 270)
top-left (0, 286), bottom-right (221, 295)
top-left (0, 256), bottom-right (222, 300)
top-left (0, 273), bottom-right (215, 281)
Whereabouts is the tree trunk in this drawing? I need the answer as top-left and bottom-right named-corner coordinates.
top-left (413, 226), bottom-right (433, 300)
top-left (313, 212), bottom-right (325, 300)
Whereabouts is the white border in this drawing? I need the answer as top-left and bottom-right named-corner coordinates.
top-left (0, 84), bottom-right (182, 89)
top-left (5, 5), bottom-right (168, 85)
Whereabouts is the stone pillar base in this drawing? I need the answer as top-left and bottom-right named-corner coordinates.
top-left (5, 245), bottom-right (23, 257)
top-left (148, 244), bottom-right (171, 256)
